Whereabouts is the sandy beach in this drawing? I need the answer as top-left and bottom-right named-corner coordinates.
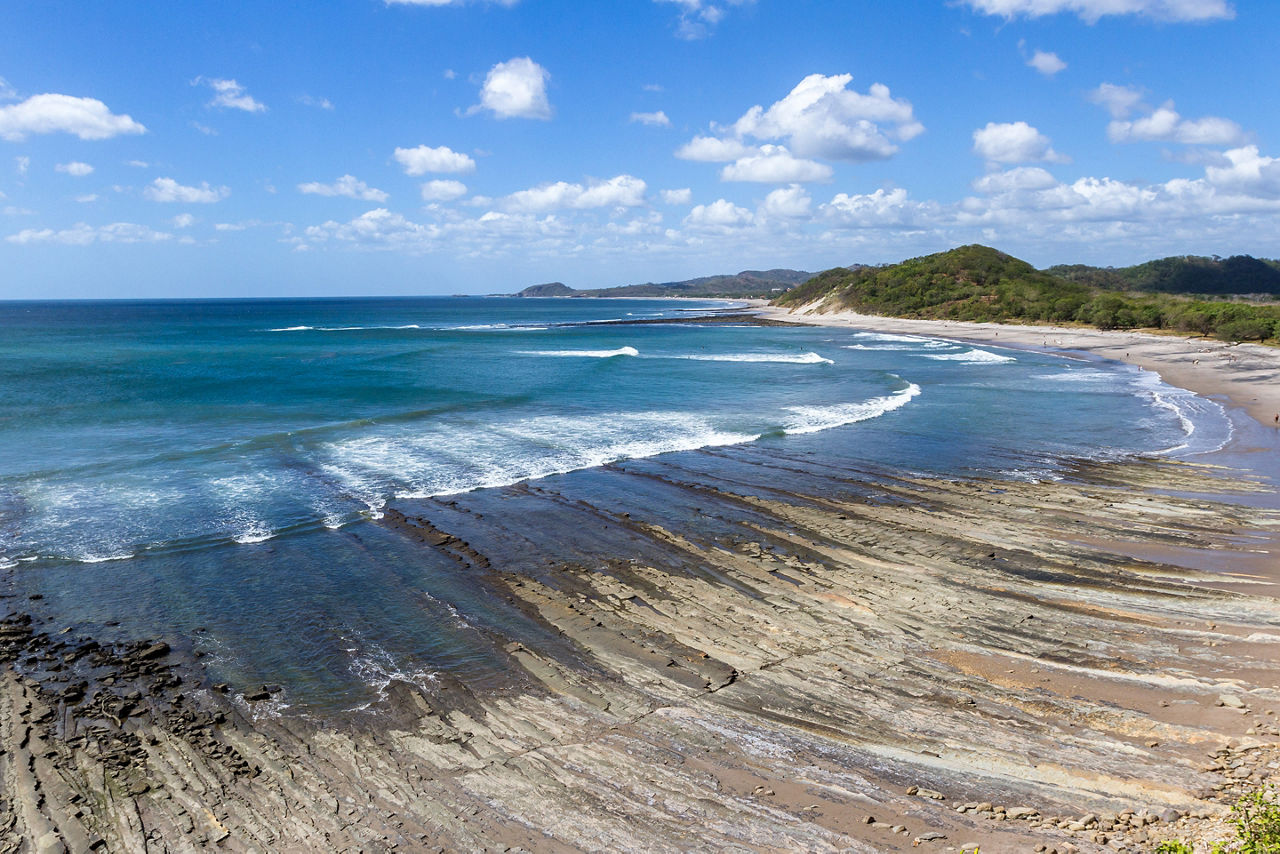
top-left (4, 311), bottom-right (1280, 853)
top-left (759, 303), bottom-right (1280, 431)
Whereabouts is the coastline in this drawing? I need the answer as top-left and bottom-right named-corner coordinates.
top-left (757, 303), bottom-right (1280, 431)
top-left (5, 301), bottom-right (1280, 851)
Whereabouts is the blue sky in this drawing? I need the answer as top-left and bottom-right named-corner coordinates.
top-left (2, 0), bottom-right (1278, 298)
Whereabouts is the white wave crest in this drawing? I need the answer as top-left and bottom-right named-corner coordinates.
top-left (675, 352), bottom-right (833, 364)
top-left (782, 383), bottom-right (922, 435)
top-left (922, 348), bottom-right (1015, 363)
top-left (520, 346), bottom-right (639, 358)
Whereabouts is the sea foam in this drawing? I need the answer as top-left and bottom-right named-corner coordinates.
top-left (781, 382), bottom-right (922, 435)
top-left (521, 346), bottom-right (639, 358)
top-left (921, 348), bottom-right (1015, 363)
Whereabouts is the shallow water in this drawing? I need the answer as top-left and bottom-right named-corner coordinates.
top-left (0, 297), bottom-right (1236, 711)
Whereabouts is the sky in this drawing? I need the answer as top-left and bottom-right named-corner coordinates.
top-left (2, 0), bottom-right (1279, 298)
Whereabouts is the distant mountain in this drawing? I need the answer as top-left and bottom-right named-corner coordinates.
top-left (511, 269), bottom-right (811, 299)
top-left (1046, 255), bottom-right (1280, 296)
top-left (514, 282), bottom-right (577, 297)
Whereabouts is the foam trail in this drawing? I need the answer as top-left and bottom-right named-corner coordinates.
top-left (782, 382), bottom-right (922, 435)
top-left (521, 346), bottom-right (639, 358)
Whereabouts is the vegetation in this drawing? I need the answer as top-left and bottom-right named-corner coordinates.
top-left (773, 245), bottom-right (1280, 344)
top-left (1048, 255), bottom-right (1280, 296)
top-left (1157, 786), bottom-right (1280, 853)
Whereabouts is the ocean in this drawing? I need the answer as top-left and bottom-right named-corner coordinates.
top-left (0, 296), bottom-right (1233, 711)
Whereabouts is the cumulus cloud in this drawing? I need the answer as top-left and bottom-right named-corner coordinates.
top-left (759, 185), bottom-right (812, 220)
top-left (676, 135), bottom-right (754, 162)
top-left (468, 57), bottom-right (552, 120)
top-left (973, 121), bottom-right (1069, 165)
top-left (1027, 50), bottom-right (1067, 76)
top-left (684, 198), bottom-right (754, 230)
top-left (1107, 102), bottom-right (1244, 145)
top-left (728, 74), bottom-right (923, 162)
top-left (198, 78), bottom-right (267, 113)
top-left (660, 188), bottom-right (692, 205)
top-left (959, 0), bottom-right (1234, 23)
top-left (7, 222), bottom-right (171, 245)
top-left (386, 0), bottom-right (520, 5)
top-left (144, 177), bottom-right (230, 203)
top-left (1089, 83), bottom-right (1145, 119)
top-left (0, 94), bottom-right (146, 141)
top-left (55, 161), bottom-right (94, 177)
top-left (394, 145), bottom-right (476, 177)
top-left (655, 0), bottom-right (753, 39)
top-left (421, 179), bottom-right (468, 201)
top-left (630, 110), bottom-right (671, 127)
top-left (1204, 145), bottom-right (1280, 198)
top-left (298, 174), bottom-right (389, 202)
top-left (821, 188), bottom-right (933, 229)
top-left (720, 145), bottom-right (833, 183)
top-left (502, 175), bottom-right (646, 212)
top-left (172, 213), bottom-right (195, 228)
top-left (972, 166), bottom-right (1059, 194)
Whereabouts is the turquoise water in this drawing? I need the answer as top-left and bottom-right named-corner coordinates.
top-left (0, 297), bottom-right (1232, 710)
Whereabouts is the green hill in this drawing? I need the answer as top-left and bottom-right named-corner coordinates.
top-left (1047, 255), bottom-right (1280, 296)
top-left (772, 245), bottom-right (1280, 342)
top-left (775, 245), bottom-right (1093, 323)
top-left (514, 282), bottom-right (577, 297)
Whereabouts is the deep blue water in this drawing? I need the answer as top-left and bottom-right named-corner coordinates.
top-left (0, 297), bottom-right (1233, 711)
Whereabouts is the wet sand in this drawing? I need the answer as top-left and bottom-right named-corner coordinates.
top-left (5, 316), bottom-right (1280, 851)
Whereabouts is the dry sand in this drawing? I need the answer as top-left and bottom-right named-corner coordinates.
top-left (759, 303), bottom-right (1280, 430)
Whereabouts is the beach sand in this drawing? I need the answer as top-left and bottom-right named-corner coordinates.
top-left (4, 312), bottom-right (1280, 852)
top-left (759, 303), bottom-right (1280, 431)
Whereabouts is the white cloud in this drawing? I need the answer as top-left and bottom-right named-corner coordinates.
top-left (305, 208), bottom-right (440, 249)
top-left (386, 0), bottom-right (520, 5)
top-left (728, 73), bottom-right (923, 162)
top-left (1089, 83), bottom-right (1145, 119)
top-left (15, 156), bottom-right (29, 175)
top-left (7, 222), bottom-right (172, 245)
top-left (502, 175), bottom-right (646, 212)
top-left (298, 94), bottom-right (334, 110)
top-left (720, 145), bottom-right (833, 183)
top-left (421, 179), bottom-right (468, 201)
top-left (0, 94), bottom-right (146, 141)
top-left (199, 78), bottom-right (267, 113)
top-left (144, 177), bottom-right (230, 203)
top-left (630, 110), bottom-right (671, 127)
top-left (655, 0), bottom-right (753, 39)
top-left (759, 185), bottom-right (812, 220)
top-left (1204, 145), bottom-right (1280, 198)
top-left (973, 121), bottom-right (1069, 164)
top-left (75, 194), bottom-right (98, 203)
top-left (191, 122), bottom-right (217, 136)
top-left (821, 188), bottom-right (933, 229)
top-left (394, 144), bottom-right (476, 175)
top-left (1027, 50), bottom-right (1067, 76)
top-left (972, 166), bottom-right (1059, 193)
top-left (675, 135), bottom-right (753, 162)
top-left (127, 160), bottom-right (149, 168)
top-left (684, 198), bottom-right (754, 230)
top-left (173, 213), bottom-right (195, 228)
top-left (1107, 102), bottom-right (1244, 145)
top-left (468, 57), bottom-right (551, 120)
top-left (298, 174), bottom-right (389, 202)
top-left (0, 78), bottom-right (15, 100)
top-left (55, 161), bottom-right (94, 177)
top-left (660, 188), bottom-right (692, 205)
top-left (960, 0), bottom-right (1234, 23)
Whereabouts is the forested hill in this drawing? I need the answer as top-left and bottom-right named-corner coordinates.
top-left (1047, 255), bottom-right (1280, 296)
top-left (774, 245), bottom-right (1087, 322)
top-left (772, 245), bottom-right (1280, 342)
top-left (513, 269), bottom-right (810, 299)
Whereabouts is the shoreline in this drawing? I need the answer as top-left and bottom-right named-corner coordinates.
top-left (757, 303), bottom-right (1280, 432)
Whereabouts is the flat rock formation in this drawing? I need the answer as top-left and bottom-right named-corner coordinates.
top-left (3, 453), bottom-right (1279, 852)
